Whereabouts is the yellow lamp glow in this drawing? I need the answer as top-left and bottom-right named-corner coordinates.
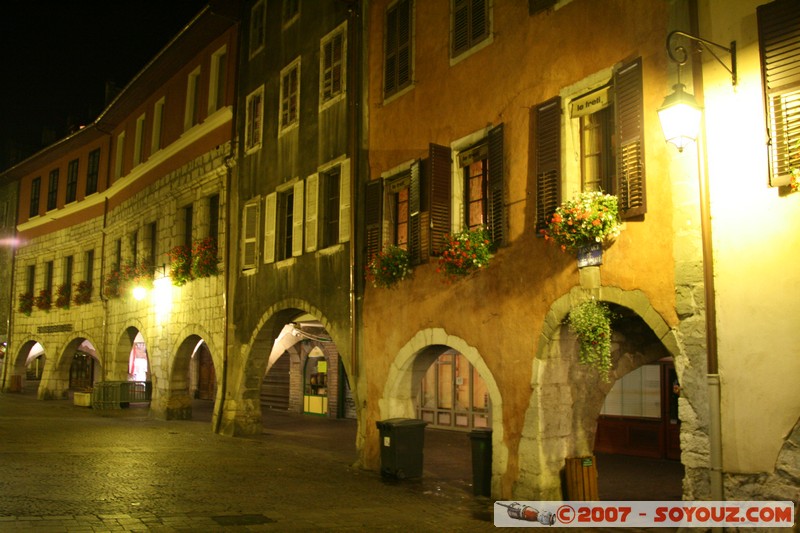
top-left (658, 83), bottom-right (703, 152)
top-left (132, 285), bottom-right (147, 301)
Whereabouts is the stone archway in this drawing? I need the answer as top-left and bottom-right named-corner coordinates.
top-left (381, 328), bottom-right (507, 497)
top-left (4, 339), bottom-right (42, 394)
top-left (515, 284), bottom-right (685, 500)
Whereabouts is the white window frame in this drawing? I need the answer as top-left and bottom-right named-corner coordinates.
top-left (279, 58), bottom-right (301, 135)
top-left (184, 66), bottom-right (202, 131)
top-left (319, 21), bottom-right (347, 111)
top-left (249, 0), bottom-right (266, 58)
top-left (209, 45), bottom-right (228, 115)
top-left (114, 131), bottom-right (126, 180)
top-left (151, 97), bottom-right (165, 153)
top-left (245, 86), bottom-right (264, 154)
top-left (133, 113), bottom-right (146, 166)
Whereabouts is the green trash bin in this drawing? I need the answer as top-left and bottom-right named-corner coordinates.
top-left (376, 418), bottom-right (427, 479)
top-left (468, 428), bottom-right (492, 496)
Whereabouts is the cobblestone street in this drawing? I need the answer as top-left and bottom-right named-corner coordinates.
top-left (0, 393), bottom-right (494, 532)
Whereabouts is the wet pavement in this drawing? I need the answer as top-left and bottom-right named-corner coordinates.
top-left (0, 390), bottom-right (683, 531)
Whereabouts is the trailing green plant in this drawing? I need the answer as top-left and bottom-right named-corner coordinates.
top-left (168, 244), bottom-right (193, 286)
top-left (437, 226), bottom-right (493, 281)
top-left (55, 283), bottom-right (71, 309)
top-left (568, 299), bottom-right (614, 382)
top-left (18, 292), bottom-right (33, 316)
top-left (365, 245), bottom-right (412, 289)
top-left (191, 236), bottom-right (220, 279)
top-left (73, 280), bottom-right (92, 305)
top-left (34, 289), bottom-right (52, 311)
top-left (541, 191), bottom-right (621, 252)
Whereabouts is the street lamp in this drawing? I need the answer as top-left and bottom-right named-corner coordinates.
top-left (658, 30), bottom-right (736, 152)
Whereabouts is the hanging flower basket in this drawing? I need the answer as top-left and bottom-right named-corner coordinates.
top-left (568, 299), bottom-right (615, 382)
top-left (18, 292), bottom-right (33, 316)
top-left (191, 236), bottom-right (220, 279)
top-left (365, 245), bottom-right (411, 289)
top-left (437, 227), bottom-right (493, 281)
top-left (541, 192), bottom-right (621, 254)
top-left (34, 289), bottom-right (52, 311)
top-left (168, 244), bottom-right (193, 286)
top-left (55, 283), bottom-right (71, 309)
top-left (73, 280), bottom-right (92, 305)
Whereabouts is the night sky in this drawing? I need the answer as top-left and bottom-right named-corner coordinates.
top-left (1, 0), bottom-right (208, 170)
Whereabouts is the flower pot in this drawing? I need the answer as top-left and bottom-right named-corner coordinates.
top-left (577, 243), bottom-right (603, 268)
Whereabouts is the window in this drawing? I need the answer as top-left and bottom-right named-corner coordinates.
top-left (131, 229), bottom-right (139, 266)
top-left (66, 159), bottom-right (79, 203)
top-left (451, 0), bottom-right (490, 59)
top-left (758, 0), bottom-right (800, 187)
top-left (321, 167), bottom-right (341, 248)
top-left (365, 160), bottom-right (420, 264)
top-left (29, 177), bottom-right (41, 218)
top-left (321, 23), bottom-right (346, 105)
top-left (86, 148), bottom-right (100, 194)
top-left (26, 265), bottom-right (35, 295)
top-left (265, 181), bottom-right (305, 263)
top-left (85, 249), bottom-right (95, 286)
top-left (63, 255), bottom-right (73, 297)
top-left (114, 133), bottom-right (125, 180)
top-left (459, 142), bottom-right (489, 230)
top-left (133, 114), bottom-right (146, 166)
top-left (245, 86), bottom-right (264, 152)
top-left (278, 189), bottom-right (295, 261)
top-left (152, 98), bottom-right (165, 152)
top-left (280, 59), bottom-right (301, 132)
top-left (47, 169), bottom-right (59, 211)
top-left (209, 47), bottom-right (227, 114)
top-left (44, 260), bottom-right (53, 295)
top-left (249, 0), bottom-right (266, 57)
top-left (185, 67), bottom-right (202, 130)
top-left (114, 238), bottom-right (122, 271)
top-left (242, 199), bottom-right (260, 270)
top-left (209, 194), bottom-right (220, 244)
top-left (384, 0), bottom-right (412, 99)
top-left (183, 205), bottom-right (194, 248)
top-left (416, 351), bottom-right (491, 429)
top-left (283, 0), bottom-right (300, 27)
top-left (145, 222), bottom-right (157, 270)
top-left (534, 58), bottom-right (645, 233)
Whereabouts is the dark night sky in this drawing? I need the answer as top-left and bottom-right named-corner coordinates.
top-left (1, 0), bottom-right (208, 169)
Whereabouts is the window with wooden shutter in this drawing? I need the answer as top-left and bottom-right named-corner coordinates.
top-left (615, 58), bottom-right (646, 218)
top-left (242, 200), bottom-right (259, 270)
top-left (365, 179), bottom-right (384, 262)
top-left (429, 143), bottom-right (452, 255)
top-left (384, 0), bottom-right (412, 98)
top-left (758, 0), bottom-right (800, 187)
top-left (338, 158), bottom-right (351, 243)
top-left (264, 193), bottom-right (276, 264)
top-left (452, 0), bottom-right (490, 58)
top-left (408, 161), bottom-right (422, 264)
top-left (487, 123), bottom-right (506, 246)
top-left (292, 181), bottom-right (304, 257)
top-left (535, 97), bottom-right (562, 234)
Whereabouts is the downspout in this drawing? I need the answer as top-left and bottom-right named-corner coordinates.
top-left (688, 0), bottom-right (723, 503)
top-left (215, 15), bottom-right (241, 435)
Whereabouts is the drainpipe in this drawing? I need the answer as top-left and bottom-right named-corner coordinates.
top-left (688, 0), bottom-right (723, 503)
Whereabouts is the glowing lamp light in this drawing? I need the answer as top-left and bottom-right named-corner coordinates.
top-left (132, 285), bottom-right (148, 301)
top-left (658, 83), bottom-right (703, 152)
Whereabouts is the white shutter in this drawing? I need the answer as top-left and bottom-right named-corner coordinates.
top-left (305, 173), bottom-right (319, 252)
top-left (263, 192), bottom-right (277, 264)
top-left (338, 158), bottom-right (351, 243)
top-left (292, 181), bottom-right (304, 257)
top-left (242, 201), bottom-right (259, 269)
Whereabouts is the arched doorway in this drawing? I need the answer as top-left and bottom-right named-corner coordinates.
top-left (67, 340), bottom-right (101, 392)
top-left (382, 330), bottom-right (505, 497)
top-left (7, 340), bottom-right (46, 393)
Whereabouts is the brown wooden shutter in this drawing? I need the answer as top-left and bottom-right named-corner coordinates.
top-left (409, 161), bottom-right (422, 265)
top-left (758, 0), bottom-right (800, 187)
top-left (487, 123), bottom-right (506, 246)
top-left (453, 0), bottom-right (488, 57)
top-left (534, 97), bottom-right (562, 234)
top-left (615, 57), bottom-right (646, 219)
top-left (365, 179), bottom-right (384, 261)
top-left (429, 143), bottom-right (452, 255)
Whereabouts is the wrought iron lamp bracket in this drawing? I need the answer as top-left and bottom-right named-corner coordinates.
top-left (666, 30), bottom-right (737, 86)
